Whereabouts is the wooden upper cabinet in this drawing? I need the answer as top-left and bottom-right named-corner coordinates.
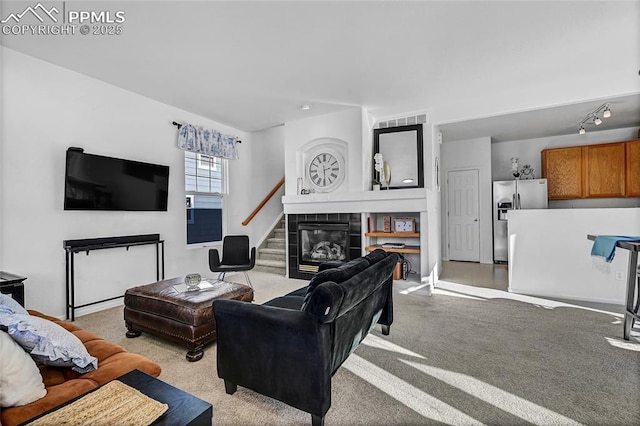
top-left (541, 146), bottom-right (583, 199)
top-left (583, 142), bottom-right (626, 198)
top-left (626, 139), bottom-right (640, 197)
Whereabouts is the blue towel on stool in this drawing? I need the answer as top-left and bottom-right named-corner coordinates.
top-left (591, 235), bottom-right (640, 263)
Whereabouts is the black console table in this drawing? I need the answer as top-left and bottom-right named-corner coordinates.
top-left (64, 234), bottom-right (164, 320)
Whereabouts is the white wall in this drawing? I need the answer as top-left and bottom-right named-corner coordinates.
top-left (441, 137), bottom-right (493, 264)
top-left (283, 107), bottom-right (366, 195)
top-left (508, 208), bottom-right (640, 304)
top-left (246, 125), bottom-right (286, 245)
top-left (425, 125), bottom-right (442, 279)
top-left (0, 48), bottom-right (276, 318)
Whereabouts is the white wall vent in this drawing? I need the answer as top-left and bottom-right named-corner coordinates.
top-left (377, 113), bottom-right (427, 129)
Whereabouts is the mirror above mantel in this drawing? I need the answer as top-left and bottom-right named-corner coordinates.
top-left (373, 124), bottom-right (424, 189)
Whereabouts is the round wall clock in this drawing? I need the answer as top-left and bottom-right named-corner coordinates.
top-left (307, 151), bottom-right (344, 192)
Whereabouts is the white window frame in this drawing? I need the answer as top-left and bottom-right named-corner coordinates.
top-left (185, 152), bottom-right (228, 246)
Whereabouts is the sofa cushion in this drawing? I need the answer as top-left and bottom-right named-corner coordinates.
top-left (307, 257), bottom-right (369, 294)
top-left (363, 248), bottom-right (389, 266)
top-left (0, 312), bottom-right (98, 373)
top-left (0, 330), bottom-right (47, 407)
top-left (335, 253), bottom-right (397, 318)
top-left (264, 296), bottom-right (305, 310)
top-left (301, 281), bottom-right (344, 323)
top-left (285, 287), bottom-right (308, 298)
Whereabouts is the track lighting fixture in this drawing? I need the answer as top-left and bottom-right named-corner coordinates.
top-left (577, 103), bottom-right (612, 135)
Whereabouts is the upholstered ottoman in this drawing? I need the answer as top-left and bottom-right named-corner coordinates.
top-left (124, 277), bottom-right (253, 361)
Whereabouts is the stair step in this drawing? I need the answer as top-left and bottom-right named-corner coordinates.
top-left (266, 238), bottom-right (285, 250)
top-left (273, 229), bottom-right (285, 238)
top-left (255, 259), bottom-right (286, 275)
top-left (256, 259), bottom-right (286, 268)
top-left (258, 248), bottom-right (285, 261)
top-left (254, 265), bottom-right (286, 275)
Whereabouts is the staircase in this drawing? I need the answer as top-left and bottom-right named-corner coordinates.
top-left (254, 218), bottom-right (286, 276)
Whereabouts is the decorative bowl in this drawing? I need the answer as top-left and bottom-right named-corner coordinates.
top-left (185, 273), bottom-right (201, 291)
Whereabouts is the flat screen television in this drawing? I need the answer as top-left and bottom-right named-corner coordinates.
top-left (64, 148), bottom-right (169, 211)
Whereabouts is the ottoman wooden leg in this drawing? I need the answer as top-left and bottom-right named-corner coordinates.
top-left (125, 325), bottom-right (142, 338)
top-left (186, 344), bottom-right (204, 362)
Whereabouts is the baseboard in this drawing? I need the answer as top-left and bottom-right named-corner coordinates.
top-left (508, 287), bottom-right (624, 306)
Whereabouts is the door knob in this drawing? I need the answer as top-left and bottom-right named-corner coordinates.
top-left (474, 219), bottom-right (478, 222)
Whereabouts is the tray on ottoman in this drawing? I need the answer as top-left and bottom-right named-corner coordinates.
top-left (124, 277), bottom-right (253, 361)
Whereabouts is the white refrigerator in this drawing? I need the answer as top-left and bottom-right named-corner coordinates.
top-left (493, 179), bottom-right (548, 263)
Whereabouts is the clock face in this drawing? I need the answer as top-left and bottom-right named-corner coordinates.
top-left (308, 152), bottom-right (343, 191)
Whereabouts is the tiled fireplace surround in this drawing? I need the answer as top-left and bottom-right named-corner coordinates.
top-left (287, 213), bottom-right (362, 280)
top-left (282, 189), bottom-right (429, 282)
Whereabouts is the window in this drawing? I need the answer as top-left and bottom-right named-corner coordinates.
top-left (185, 152), bottom-right (226, 245)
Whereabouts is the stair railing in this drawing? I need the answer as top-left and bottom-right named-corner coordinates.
top-left (242, 177), bottom-right (285, 226)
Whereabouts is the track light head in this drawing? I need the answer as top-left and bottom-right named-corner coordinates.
top-left (577, 102), bottom-right (611, 134)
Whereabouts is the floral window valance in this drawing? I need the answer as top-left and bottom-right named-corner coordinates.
top-left (177, 123), bottom-right (240, 160)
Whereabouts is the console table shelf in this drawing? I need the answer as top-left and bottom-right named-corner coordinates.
top-left (365, 245), bottom-right (420, 254)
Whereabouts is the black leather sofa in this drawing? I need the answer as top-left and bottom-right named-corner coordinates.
top-left (213, 249), bottom-right (400, 426)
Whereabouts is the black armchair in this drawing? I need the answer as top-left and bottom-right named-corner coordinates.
top-left (209, 235), bottom-right (256, 288)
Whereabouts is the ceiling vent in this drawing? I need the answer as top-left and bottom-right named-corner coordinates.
top-left (377, 113), bottom-right (427, 129)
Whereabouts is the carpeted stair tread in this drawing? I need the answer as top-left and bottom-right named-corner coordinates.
top-left (256, 259), bottom-right (286, 268)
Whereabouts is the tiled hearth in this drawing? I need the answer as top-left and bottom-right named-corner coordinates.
top-left (287, 213), bottom-right (361, 280)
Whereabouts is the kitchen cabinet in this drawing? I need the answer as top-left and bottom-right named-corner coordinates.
top-left (542, 139), bottom-right (639, 199)
top-left (541, 146), bottom-right (583, 199)
top-left (583, 142), bottom-right (626, 198)
top-left (626, 139), bottom-right (640, 197)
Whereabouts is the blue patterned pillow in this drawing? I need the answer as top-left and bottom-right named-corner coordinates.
top-left (0, 293), bottom-right (28, 315)
top-left (0, 312), bottom-right (97, 373)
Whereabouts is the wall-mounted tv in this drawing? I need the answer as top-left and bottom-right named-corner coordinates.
top-left (64, 148), bottom-right (169, 211)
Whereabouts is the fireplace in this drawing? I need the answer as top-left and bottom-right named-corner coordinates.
top-left (287, 213), bottom-right (362, 280)
top-left (298, 223), bottom-right (349, 273)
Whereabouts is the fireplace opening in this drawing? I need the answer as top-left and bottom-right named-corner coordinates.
top-left (298, 222), bottom-right (349, 273)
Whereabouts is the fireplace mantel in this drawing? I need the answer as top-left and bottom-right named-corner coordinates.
top-left (282, 188), bottom-right (428, 214)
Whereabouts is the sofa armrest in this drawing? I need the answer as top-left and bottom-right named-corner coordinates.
top-left (213, 299), bottom-right (332, 417)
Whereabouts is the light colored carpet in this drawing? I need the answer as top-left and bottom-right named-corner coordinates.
top-left (74, 272), bottom-right (640, 425)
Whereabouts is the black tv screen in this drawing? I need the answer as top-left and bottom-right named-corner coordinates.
top-left (64, 148), bottom-right (169, 211)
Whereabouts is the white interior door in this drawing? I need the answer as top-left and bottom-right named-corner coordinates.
top-left (447, 169), bottom-right (480, 262)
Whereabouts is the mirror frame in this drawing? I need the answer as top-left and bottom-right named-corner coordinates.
top-left (373, 124), bottom-right (424, 189)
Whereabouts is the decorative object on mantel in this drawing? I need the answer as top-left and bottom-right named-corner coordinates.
top-left (372, 178), bottom-right (381, 191)
top-left (520, 164), bottom-right (535, 179)
top-left (373, 124), bottom-right (424, 189)
top-left (374, 153), bottom-right (386, 189)
top-left (306, 150), bottom-right (344, 192)
top-left (174, 121), bottom-right (240, 159)
top-left (510, 157), bottom-right (520, 179)
top-left (384, 161), bottom-right (391, 190)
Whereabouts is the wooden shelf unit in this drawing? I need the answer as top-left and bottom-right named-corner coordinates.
top-left (365, 244), bottom-right (420, 254)
top-left (365, 232), bottom-right (420, 238)
top-left (364, 231), bottom-right (421, 254)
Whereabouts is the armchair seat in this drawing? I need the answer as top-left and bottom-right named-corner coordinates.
top-left (209, 235), bottom-right (256, 288)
